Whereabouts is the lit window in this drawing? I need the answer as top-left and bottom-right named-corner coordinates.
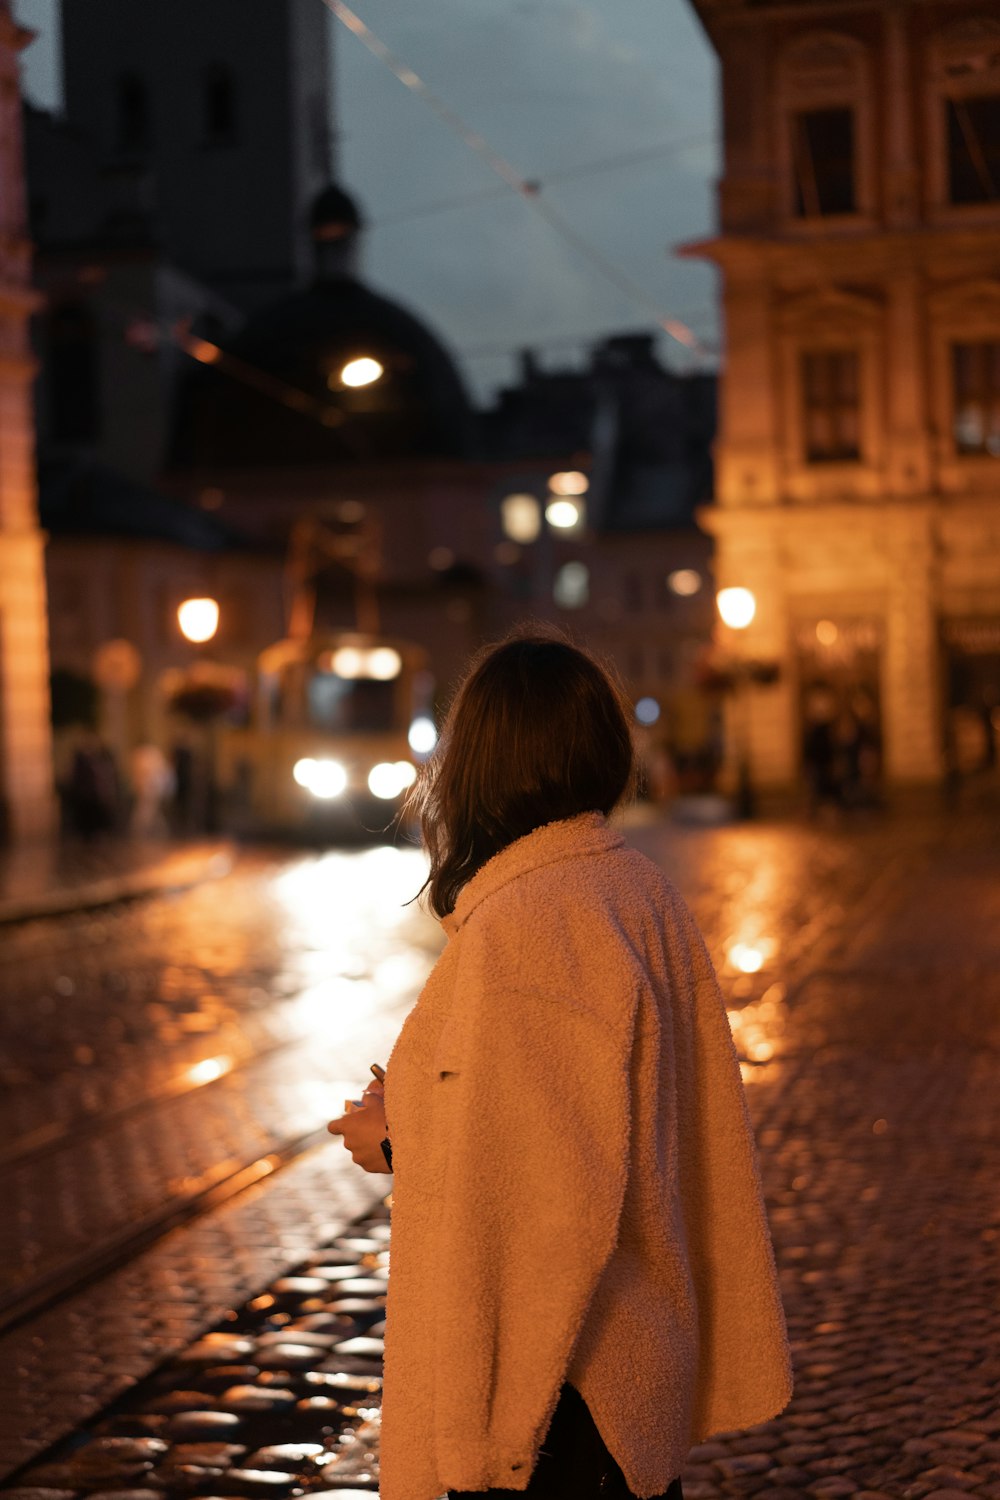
top-left (668, 568), bottom-right (702, 597)
top-left (548, 471), bottom-right (589, 496)
top-left (553, 562), bottom-right (589, 609)
top-left (801, 349), bottom-right (861, 462)
top-left (501, 493), bottom-right (541, 543)
top-left (952, 342), bottom-right (1000, 456)
top-left (792, 108), bottom-right (856, 216)
top-left (945, 94), bottom-right (1000, 205)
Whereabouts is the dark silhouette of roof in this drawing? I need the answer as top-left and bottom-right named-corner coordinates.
top-left (169, 264), bottom-right (474, 470)
top-left (39, 458), bottom-right (238, 551)
top-left (310, 183), bottom-right (365, 237)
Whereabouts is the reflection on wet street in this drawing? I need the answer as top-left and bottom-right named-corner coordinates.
top-left (3, 810), bottom-right (1000, 1498)
top-left (0, 845), bottom-right (439, 1308)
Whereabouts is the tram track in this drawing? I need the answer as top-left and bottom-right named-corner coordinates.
top-left (0, 1119), bottom-right (334, 1340)
top-left (0, 1026), bottom-right (305, 1172)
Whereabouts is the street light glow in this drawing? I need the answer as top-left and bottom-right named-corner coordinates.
top-left (177, 597), bottom-right (220, 643)
top-left (340, 356), bottom-right (384, 388)
top-left (717, 587), bottom-right (756, 630)
top-left (548, 470), bottom-right (589, 495)
top-left (367, 647), bottom-right (402, 681)
top-left (501, 493), bottom-right (541, 543)
top-left (669, 569), bottom-right (703, 596)
top-left (408, 716), bottom-right (438, 755)
top-left (546, 498), bottom-right (583, 530)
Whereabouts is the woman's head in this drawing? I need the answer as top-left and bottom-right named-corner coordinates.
top-left (413, 628), bottom-right (636, 916)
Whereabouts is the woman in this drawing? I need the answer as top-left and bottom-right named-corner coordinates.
top-left (328, 631), bottom-right (793, 1500)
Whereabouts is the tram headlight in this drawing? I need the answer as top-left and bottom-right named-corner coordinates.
top-left (368, 760), bottom-right (418, 800)
top-left (293, 757), bottom-right (347, 799)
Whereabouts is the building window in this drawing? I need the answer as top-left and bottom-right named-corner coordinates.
top-left (205, 63), bottom-right (237, 144)
top-left (48, 304), bottom-right (100, 445)
top-left (952, 342), bottom-right (1000, 455)
top-left (116, 72), bottom-right (150, 155)
top-left (946, 94), bottom-right (1000, 204)
top-left (801, 349), bottom-right (861, 462)
top-left (792, 108), bottom-right (856, 216)
top-left (554, 561), bottom-right (589, 610)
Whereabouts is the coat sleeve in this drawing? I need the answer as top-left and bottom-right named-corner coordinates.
top-left (429, 893), bottom-right (638, 1493)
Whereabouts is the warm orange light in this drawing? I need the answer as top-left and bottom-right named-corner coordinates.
top-left (188, 1055), bottom-right (232, 1085)
top-left (340, 357), bottom-right (384, 388)
top-left (717, 587), bottom-right (756, 630)
top-left (816, 619), bottom-right (839, 646)
top-left (188, 337), bottom-right (222, 364)
top-left (545, 498), bottom-right (583, 530)
top-left (548, 470), bottom-right (589, 496)
top-left (177, 597), bottom-right (220, 643)
top-left (729, 941), bottom-right (765, 973)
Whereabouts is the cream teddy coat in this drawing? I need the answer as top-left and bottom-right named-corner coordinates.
top-left (380, 813), bottom-right (792, 1500)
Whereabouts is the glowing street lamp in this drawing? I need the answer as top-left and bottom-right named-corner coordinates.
top-left (340, 356), bottom-right (384, 388)
top-left (717, 586), bottom-right (756, 631)
top-left (715, 586), bottom-right (757, 818)
top-left (177, 597), bottom-right (220, 644)
top-left (545, 498), bottom-right (583, 530)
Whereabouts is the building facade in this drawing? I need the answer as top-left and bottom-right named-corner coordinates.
top-left (685, 0), bottom-right (1000, 798)
top-left (0, 2), bottom-right (55, 840)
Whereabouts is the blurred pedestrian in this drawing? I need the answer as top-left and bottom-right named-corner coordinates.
top-left (67, 728), bottom-right (121, 839)
top-left (802, 685), bottom-right (840, 817)
top-left (129, 742), bottom-right (175, 838)
top-left (329, 630), bottom-right (792, 1500)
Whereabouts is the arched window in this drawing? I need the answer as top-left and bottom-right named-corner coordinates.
top-left (116, 71), bottom-right (150, 155)
top-left (204, 63), bottom-right (237, 144)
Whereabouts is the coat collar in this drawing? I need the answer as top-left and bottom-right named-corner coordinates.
top-left (440, 811), bottom-right (625, 939)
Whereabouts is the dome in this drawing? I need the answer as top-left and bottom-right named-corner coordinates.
top-left (169, 272), bottom-right (474, 470)
top-left (310, 183), bottom-right (364, 240)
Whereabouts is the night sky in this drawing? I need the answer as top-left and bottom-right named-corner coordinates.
top-left (12, 0), bottom-right (721, 402)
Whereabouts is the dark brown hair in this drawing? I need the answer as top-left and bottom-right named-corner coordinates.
top-left (411, 627), bottom-right (636, 917)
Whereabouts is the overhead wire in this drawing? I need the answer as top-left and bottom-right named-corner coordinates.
top-left (372, 134), bottom-right (716, 228)
top-left (320, 0), bottom-right (709, 353)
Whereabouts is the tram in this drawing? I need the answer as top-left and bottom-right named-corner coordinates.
top-left (216, 629), bottom-right (430, 838)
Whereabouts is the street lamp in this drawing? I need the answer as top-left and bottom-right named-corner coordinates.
top-left (339, 356), bottom-right (384, 388)
top-left (177, 597), bottom-right (220, 644)
top-left (716, 587), bottom-right (757, 818)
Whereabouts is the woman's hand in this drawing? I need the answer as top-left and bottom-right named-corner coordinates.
top-left (328, 1078), bottom-right (392, 1174)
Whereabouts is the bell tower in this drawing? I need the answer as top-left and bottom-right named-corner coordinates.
top-left (59, 0), bottom-right (334, 309)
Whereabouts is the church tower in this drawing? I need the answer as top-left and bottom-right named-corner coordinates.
top-left (684, 1), bottom-right (1000, 798)
top-left (0, 1), bottom-right (56, 839)
top-left (59, 0), bottom-right (333, 309)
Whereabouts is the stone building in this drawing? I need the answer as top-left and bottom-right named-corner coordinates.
top-left (684, 0), bottom-right (1000, 799)
top-left (0, 2), bottom-right (55, 840)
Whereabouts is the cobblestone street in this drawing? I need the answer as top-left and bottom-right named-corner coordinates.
top-left (1, 808), bottom-right (999, 1499)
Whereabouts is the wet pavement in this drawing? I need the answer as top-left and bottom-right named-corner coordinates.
top-left (2, 810), bottom-right (1000, 1498)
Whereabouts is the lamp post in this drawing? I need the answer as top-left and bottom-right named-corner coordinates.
top-left (716, 587), bottom-right (757, 819)
top-left (176, 597), bottom-right (221, 831)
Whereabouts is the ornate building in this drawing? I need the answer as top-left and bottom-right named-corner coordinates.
top-left (0, 2), bottom-right (55, 839)
top-left (684, 0), bottom-right (1000, 797)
